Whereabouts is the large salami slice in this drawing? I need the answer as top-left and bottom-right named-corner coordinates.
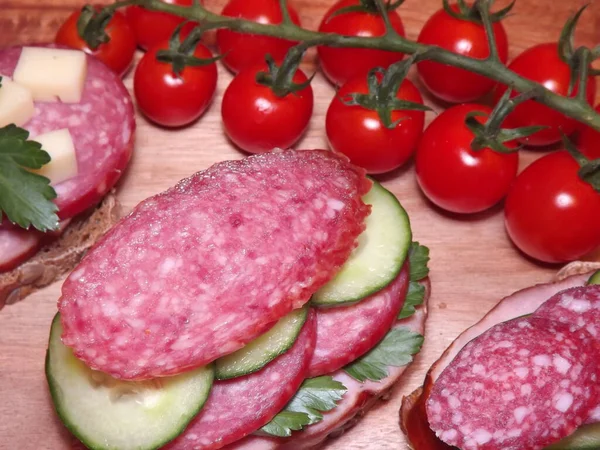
top-left (0, 44), bottom-right (135, 220)
top-left (534, 285), bottom-right (600, 338)
top-left (426, 316), bottom-right (600, 450)
top-left (59, 150), bottom-right (370, 380)
top-left (307, 263), bottom-right (409, 377)
top-left (165, 310), bottom-right (316, 450)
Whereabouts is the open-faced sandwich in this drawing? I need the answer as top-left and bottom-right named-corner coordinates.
top-left (45, 149), bottom-right (430, 449)
top-left (401, 265), bottom-right (600, 450)
top-left (0, 44), bottom-right (135, 308)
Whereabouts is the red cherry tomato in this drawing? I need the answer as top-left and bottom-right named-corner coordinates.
top-left (417, 4), bottom-right (508, 103)
top-left (415, 104), bottom-right (519, 214)
top-left (55, 6), bottom-right (136, 76)
top-left (505, 151), bottom-right (600, 263)
top-left (493, 43), bottom-right (597, 147)
top-left (221, 63), bottom-right (314, 154)
top-left (134, 40), bottom-right (217, 127)
top-left (326, 74), bottom-right (424, 174)
top-left (576, 105), bottom-right (600, 160)
top-left (216, 0), bottom-right (301, 74)
top-left (318, 0), bottom-right (406, 86)
top-left (126, 0), bottom-right (198, 51)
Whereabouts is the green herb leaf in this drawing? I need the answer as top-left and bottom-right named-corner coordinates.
top-left (344, 327), bottom-right (424, 382)
top-left (398, 281), bottom-right (425, 319)
top-left (409, 241), bottom-right (430, 281)
top-left (0, 125), bottom-right (58, 231)
top-left (261, 376), bottom-right (347, 437)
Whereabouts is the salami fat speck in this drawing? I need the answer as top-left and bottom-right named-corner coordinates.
top-left (59, 150), bottom-right (370, 380)
top-left (166, 310), bottom-right (316, 450)
top-left (426, 317), bottom-right (600, 450)
top-left (0, 45), bottom-right (135, 220)
top-left (307, 263), bottom-right (409, 377)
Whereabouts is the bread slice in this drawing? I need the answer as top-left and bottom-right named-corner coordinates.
top-left (0, 195), bottom-right (121, 309)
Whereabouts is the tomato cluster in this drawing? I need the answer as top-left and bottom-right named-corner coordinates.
top-left (55, 0), bottom-right (600, 264)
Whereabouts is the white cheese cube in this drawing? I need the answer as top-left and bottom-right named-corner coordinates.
top-left (13, 47), bottom-right (87, 103)
top-left (33, 129), bottom-right (78, 185)
top-left (0, 76), bottom-right (35, 127)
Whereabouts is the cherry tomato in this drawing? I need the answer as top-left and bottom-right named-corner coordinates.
top-left (417, 4), bottom-right (508, 103)
top-left (318, 0), bottom-right (405, 86)
top-left (415, 104), bottom-right (519, 214)
top-left (221, 63), bottom-right (313, 154)
top-left (493, 43), bottom-right (597, 147)
top-left (134, 40), bottom-right (217, 127)
top-left (576, 105), bottom-right (600, 160)
top-left (216, 0), bottom-right (301, 74)
top-left (326, 74), bottom-right (424, 174)
top-left (505, 151), bottom-right (600, 263)
top-left (55, 6), bottom-right (136, 76)
top-left (126, 0), bottom-right (198, 51)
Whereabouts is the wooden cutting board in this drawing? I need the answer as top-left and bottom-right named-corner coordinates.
top-left (0, 1), bottom-right (598, 449)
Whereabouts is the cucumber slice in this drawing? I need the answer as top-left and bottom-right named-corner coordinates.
top-left (587, 270), bottom-right (600, 285)
top-left (215, 307), bottom-right (308, 380)
top-left (311, 181), bottom-right (412, 307)
top-left (546, 423), bottom-right (600, 449)
top-left (46, 314), bottom-right (213, 450)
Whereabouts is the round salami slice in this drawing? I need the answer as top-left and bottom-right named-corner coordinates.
top-left (0, 227), bottom-right (41, 272)
top-left (534, 285), bottom-right (600, 339)
top-left (59, 150), bottom-right (370, 380)
top-left (307, 263), bottom-right (409, 377)
top-left (426, 317), bottom-right (600, 450)
top-left (0, 45), bottom-right (135, 220)
top-left (165, 309), bottom-right (316, 450)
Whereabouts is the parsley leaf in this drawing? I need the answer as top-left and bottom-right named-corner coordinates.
top-left (261, 376), bottom-right (347, 437)
top-left (409, 241), bottom-right (430, 282)
top-left (344, 327), bottom-right (424, 383)
top-left (398, 281), bottom-right (425, 320)
top-left (0, 124), bottom-right (58, 231)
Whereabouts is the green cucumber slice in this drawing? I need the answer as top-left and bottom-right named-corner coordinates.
top-left (311, 181), bottom-right (412, 307)
top-left (587, 270), bottom-right (600, 285)
top-left (546, 423), bottom-right (600, 449)
top-left (46, 314), bottom-right (213, 450)
top-left (215, 307), bottom-right (308, 380)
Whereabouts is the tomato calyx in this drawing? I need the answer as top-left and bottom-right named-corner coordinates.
top-left (255, 43), bottom-right (314, 97)
top-left (328, 0), bottom-right (404, 20)
top-left (561, 134), bottom-right (600, 193)
top-left (155, 22), bottom-right (223, 76)
top-left (340, 55), bottom-right (430, 129)
top-left (442, 0), bottom-right (514, 25)
top-left (558, 5), bottom-right (600, 96)
top-left (466, 89), bottom-right (546, 153)
top-left (76, 4), bottom-right (116, 50)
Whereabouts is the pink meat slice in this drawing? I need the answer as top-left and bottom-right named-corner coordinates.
top-left (0, 227), bottom-right (41, 272)
top-left (0, 45), bottom-right (135, 220)
top-left (307, 263), bottom-right (409, 377)
top-left (59, 149), bottom-right (370, 380)
top-left (426, 317), bottom-right (600, 450)
top-left (165, 309), bottom-right (316, 450)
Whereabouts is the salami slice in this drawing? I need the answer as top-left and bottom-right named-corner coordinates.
top-left (426, 317), bottom-right (600, 450)
top-left (0, 44), bottom-right (135, 220)
top-left (59, 150), bottom-right (370, 380)
top-left (0, 227), bottom-right (41, 272)
top-left (534, 285), bottom-right (600, 339)
top-left (307, 263), bottom-right (409, 377)
top-left (165, 309), bottom-right (316, 450)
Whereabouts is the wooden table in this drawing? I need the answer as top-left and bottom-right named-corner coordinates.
top-left (0, 1), bottom-right (598, 449)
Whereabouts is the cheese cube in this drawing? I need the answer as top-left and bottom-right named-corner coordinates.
top-left (13, 47), bottom-right (87, 103)
top-left (33, 129), bottom-right (78, 185)
top-left (0, 76), bottom-right (35, 127)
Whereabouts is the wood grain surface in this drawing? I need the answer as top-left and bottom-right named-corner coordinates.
top-left (0, 1), bottom-right (599, 449)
